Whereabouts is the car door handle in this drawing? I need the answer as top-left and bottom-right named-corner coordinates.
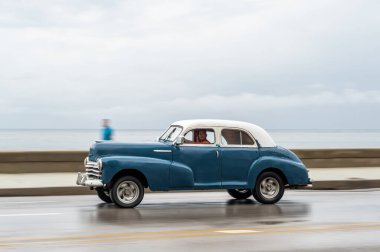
top-left (153, 150), bottom-right (172, 153)
top-left (216, 150), bottom-right (219, 158)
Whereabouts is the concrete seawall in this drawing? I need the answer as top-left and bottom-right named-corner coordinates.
top-left (1, 149), bottom-right (380, 196)
top-left (0, 151), bottom-right (85, 173)
top-left (1, 149), bottom-right (380, 174)
top-left (294, 149), bottom-right (380, 168)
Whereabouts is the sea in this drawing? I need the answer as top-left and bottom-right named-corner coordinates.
top-left (1, 129), bottom-right (380, 151)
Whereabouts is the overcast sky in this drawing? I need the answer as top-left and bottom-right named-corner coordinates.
top-left (0, 0), bottom-right (379, 129)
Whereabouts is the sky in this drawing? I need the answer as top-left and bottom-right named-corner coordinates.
top-left (0, 0), bottom-right (379, 130)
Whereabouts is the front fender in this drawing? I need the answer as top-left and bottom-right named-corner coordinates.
top-left (101, 156), bottom-right (171, 191)
top-left (247, 156), bottom-right (309, 188)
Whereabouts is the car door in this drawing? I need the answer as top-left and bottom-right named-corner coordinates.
top-left (172, 128), bottom-right (221, 189)
top-left (220, 128), bottom-right (260, 188)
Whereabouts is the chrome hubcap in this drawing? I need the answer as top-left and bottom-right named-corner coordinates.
top-left (116, 181), bottom-right (139, 204)
top-left (259, 177), bottom-right (280, 199)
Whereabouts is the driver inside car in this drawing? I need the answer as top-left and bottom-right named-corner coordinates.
top-left (195, 129), bottom-right (210, 144)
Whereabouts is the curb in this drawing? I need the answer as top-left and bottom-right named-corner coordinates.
top-left (311, 180), bottom-right (380, 190)
top-left (0, 180), bottom-right (380, 196)
top-left (0, 187), bottom-right (95, 197)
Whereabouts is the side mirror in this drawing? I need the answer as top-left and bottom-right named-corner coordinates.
top-left (175, 136), bottom-right (185, 145)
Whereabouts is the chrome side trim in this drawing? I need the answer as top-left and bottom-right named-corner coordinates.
top-left (153, 150), bottom-right (172, 153)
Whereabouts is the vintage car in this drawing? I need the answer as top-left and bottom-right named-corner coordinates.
top-left (77, 119), bottom-right (311, 208)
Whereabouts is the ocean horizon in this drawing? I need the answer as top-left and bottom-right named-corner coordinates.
top-left (1, 129), bottom-right (380, 151)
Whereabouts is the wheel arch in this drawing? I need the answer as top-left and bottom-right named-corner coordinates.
top-left (108, 169), bottom-right (149, 189)
top-left (257, 168), bottom-right (288, 186)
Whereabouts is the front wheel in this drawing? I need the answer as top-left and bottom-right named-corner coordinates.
top-left (96, 187), bottom-right (112, 203)
top-left (252, 171), bottom-right (284, 204)
top-left (227, 189), bottom-right (252, 199)
top-left (110, 176), bottom-right (144, 208)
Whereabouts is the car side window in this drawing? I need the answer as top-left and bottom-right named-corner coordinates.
top-left (241, 131), bottom-right (255, 145)
top-left (184, 129), bottom-right (215, 144)
top-left (221, 129), bottom-right (255, 146)
top-left (221, 129), bottom-right (240, 145)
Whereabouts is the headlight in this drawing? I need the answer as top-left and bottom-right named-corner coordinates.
top-left (97, 159), bottom-right (103, 171)
top-left (84, 157), bottom-right (88, 166)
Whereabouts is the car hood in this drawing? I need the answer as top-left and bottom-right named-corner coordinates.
top-left (88, 141), bottom-right (172, 161)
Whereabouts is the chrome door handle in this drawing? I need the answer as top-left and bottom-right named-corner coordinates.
top-left (153, 150), bottom-right (172, 153)
top-left (216, 150), bottom-right (219, 158)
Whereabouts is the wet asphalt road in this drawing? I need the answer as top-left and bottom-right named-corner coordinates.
top-left (1, 190), bottom-right (380, 251)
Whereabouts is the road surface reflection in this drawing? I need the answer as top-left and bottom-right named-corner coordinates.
top-left (81, 199), bottom-right (310, 226)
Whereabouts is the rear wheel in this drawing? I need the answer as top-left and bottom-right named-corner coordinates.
top-left (252, 171), bottom-right (284, 204)
top-left (96, 187), bottom-right (112, 203)
top-left (227, 189), bottom-right (252, 199)
top-left (110, 176), bottom-right (144, 208)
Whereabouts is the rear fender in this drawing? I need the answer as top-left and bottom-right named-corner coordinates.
top-left (247, 156), bottom-right (309, 188)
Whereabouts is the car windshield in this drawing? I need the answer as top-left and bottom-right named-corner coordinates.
top-left (159, 126), bottom-right (182, 142)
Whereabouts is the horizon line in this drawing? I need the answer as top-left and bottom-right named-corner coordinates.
top-left (1, 128), bottom-right (380, 131)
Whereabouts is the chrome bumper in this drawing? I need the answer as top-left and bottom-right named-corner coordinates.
top-left (76, 172), bottom-right (103, 187)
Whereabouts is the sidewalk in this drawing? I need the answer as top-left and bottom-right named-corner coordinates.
top-left (308, 167), bottom-right (380, 190)
top-left (1, 168), bottom-right (380, 196)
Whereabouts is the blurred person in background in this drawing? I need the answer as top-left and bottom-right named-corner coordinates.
top-left (101, 119), bottom-right (114, 140)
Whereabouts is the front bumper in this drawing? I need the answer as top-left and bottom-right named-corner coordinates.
top-left (76, 172), bottom-right (103, 187)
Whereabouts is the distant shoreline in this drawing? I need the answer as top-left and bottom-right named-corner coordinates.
top-left (1, 129), bottom-right (380, 131)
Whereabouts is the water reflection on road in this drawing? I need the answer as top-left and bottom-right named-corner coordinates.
top-left (82, 197), bottom-right (310, 227)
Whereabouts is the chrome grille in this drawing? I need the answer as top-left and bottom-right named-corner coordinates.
top-left (85, 160), bottom-right (101, 179)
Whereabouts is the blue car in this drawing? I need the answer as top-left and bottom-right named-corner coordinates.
top-left (77, 119), bottom-right (311, 208)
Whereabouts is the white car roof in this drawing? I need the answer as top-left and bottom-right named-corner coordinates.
top-left (172, 119), bottom-right (276, 147)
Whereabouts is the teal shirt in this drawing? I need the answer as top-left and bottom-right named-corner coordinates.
top-left (102, 127), bottom-right (113, 140)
